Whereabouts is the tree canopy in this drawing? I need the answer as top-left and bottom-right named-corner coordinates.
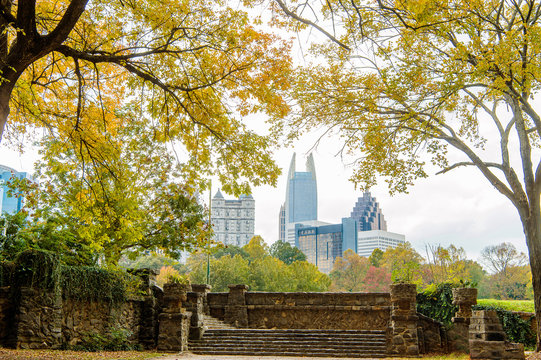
top-left (2, 0), bottom-right (293, 195)
top-left (269, 240), bottom-right (306, 264)
top-left (6, 117), bottom-right (210, 266)
top-left (271, 0), bottom-right (541, 348)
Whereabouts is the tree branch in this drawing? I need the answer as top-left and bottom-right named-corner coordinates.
top-left (273, 0), bottom-right (351, 50)
top-left (436, 161), bottom-right (503, 175)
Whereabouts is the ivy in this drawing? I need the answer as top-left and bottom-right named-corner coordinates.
top-left (60, 266), bottom-right (142, 304)
top-left (416, 282), bottom-right (457, 325)
top-left (14, 249), bottom-right (61, 290)
top-left (1, 249), bottom-right (144, 304)
top-left (0, 261), bottom-right (14, 287)
top-left (473, 305), bottom-right (536, 348)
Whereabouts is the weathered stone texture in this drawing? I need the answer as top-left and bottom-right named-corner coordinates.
top-left (448, 287), bottom-right (478, 353)
top-left (469, 310), bottom-right (525, 360)
top-left (157, 283), bottom-right (191, 352)
top-left (207, 292), bottom-right (228, 320)
top-left (0, 286), bottom-right (13, 346)
top-left (389, 283), bottom-right (419, 357)
top-left (16, 287), bottom-right (62, 349)
top-left (417, 313), bottom-right (447, 354)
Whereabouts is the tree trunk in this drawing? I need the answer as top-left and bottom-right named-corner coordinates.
top-left (522, 209), bottom-right (541, 350)
top-left (0, 83), bottom-right (13, 141)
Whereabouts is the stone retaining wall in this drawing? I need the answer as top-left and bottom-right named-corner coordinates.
top-left (208, 289), bottom-right (391, 330)
top-left (245, 291), bottom-right (391, 330)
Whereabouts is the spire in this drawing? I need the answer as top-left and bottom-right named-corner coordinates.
top-left (213, 189), bottom-right (224, 199)
top-left (306, 153), bottom-right (316, 180)
top-left (287, 152), bottom-right (296, 180)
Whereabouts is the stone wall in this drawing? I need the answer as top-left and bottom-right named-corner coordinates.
top-left (469, 310), bottom-right (525, 360)
top-left (207, 289), bottom-right (392, 330)
top-left (62, 297), bottom-right (143, 346)
top-left (417, 313), bottom-right (447, 354)
top-left (207, 292), bottom-right (228, 320)
top-left (244, 291), bottom-right (391, 330)
top-left (0, 286), bottom-right (13, 346)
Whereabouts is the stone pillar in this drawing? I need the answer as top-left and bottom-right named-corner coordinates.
top-left (225, 284), bottom-right (248, 328)
top-left (133, 269), bottom-right (160, 349)
top-left (157, 283), bottom-right (191, 352)
top-left (185, 291), bottom-right (206, 340)
top-left (191, 284), bottom-right (211, 315)
top-left (389, 283), bottom-right (419, 357)
top-left (451, 287), bottom-right (477, 352)
top-left (452, 288), bottom-right (477, 319)
top-left (469, 310), bottom-right (524, 360)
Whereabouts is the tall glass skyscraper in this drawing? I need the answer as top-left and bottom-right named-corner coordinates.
top-left (0, 165), bottom-right (32, 214)
top-left (279, 153), bottom-right (320, 245)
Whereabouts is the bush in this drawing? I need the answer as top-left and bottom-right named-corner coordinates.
top-left (417, 282), bottom-right (457, 325)
top-left (67, 328), bottom-right (141, 351)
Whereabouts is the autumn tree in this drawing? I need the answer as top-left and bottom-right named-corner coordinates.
top-left (381, 243), bottom-right (424, 285)
top-left (330, 249), bottom-right (370, 292)
top-left (271, 0), bottom-right (541, 347)
top-left (18, 117), bottom-right (209, 266)
top-left (243, 235), bottom-right (269, 261)
top-left (425, 244), bottom-right (470, 284)
top-left (481, 242), bottom-right (528, 275)
top-left (481, 242), bottom-right (531, 299)
top-left (269, 240), bottom-right (307, 264)
top-left (2, 0), bottom-right (292, 195)
top-left (368, 248), bottom-right (384, 267)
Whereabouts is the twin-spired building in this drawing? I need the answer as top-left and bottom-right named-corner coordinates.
top-left (278, 153), bottom-right (405, 273)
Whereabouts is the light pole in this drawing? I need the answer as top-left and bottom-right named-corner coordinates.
top-left (206, 180), bottom-right (211, 285)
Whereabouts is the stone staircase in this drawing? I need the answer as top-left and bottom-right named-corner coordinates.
top-left (201, 314), bottom-right (236, 330)
top-left (189, 328), bottom-right (388, 358)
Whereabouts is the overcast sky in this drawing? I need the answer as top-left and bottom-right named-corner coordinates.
top-left (3, 127), bottom-right (527, 265)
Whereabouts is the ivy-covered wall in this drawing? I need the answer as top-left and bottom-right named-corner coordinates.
top-left (0, 250), bottom-right (162, 350)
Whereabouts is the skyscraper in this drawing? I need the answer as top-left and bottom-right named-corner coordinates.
top-left (211, 189), bottom-right (255, 247)
top-left (350, 192), bottom-right (388, 231)
top-left (280, 153), bottom-right (324, 245)
top-left (0, 165), bottom-right (32, 214)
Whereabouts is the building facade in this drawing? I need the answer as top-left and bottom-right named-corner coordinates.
top-left (0, 165), bottom-right (32, 214)
top-left (293, 191), bottom-right (404, 273)
top-left (296, 218), bottom-right (357, 274)
top-left (280, 153), bottom-right (318, 246)
top-left (357, 230), bottom-right (406, 257)
top-left (211, 190), bottom-right (255, 247)
top-left (350, 192), bottom-right (387, 231)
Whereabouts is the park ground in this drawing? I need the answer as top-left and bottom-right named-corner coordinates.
top-left (0, 350), bottom-right (530, 360)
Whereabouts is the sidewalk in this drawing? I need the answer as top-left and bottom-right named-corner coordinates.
top-left (150, 354), bottom-right (396, 360)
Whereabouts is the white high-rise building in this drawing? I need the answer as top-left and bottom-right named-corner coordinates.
top-left (211, 190), bottom-right (255, 247)
top-left (356, 230), bottom-right (406, 257)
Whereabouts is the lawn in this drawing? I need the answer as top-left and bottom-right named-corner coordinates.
top-left (477, 299), bottom-right (535, 312)
top-left (0, 349), bottom-right (163, 360)
top-left (0, 349), bottom-right (471, 360)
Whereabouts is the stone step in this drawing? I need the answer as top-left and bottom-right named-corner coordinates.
top-left (190, 338), bottom-right (386, 345)
top-left (201, 334), bottom-right (387, 341)
top-left (189, 344), bottom-right (387, 352)
top-left (190, 349), bottom-right (387, 358)
top-left (205, 329), bottom-right (386, 334)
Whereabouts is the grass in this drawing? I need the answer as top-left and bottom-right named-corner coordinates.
top-left (477, 299), bottom-right (535, 312)
top-left (0, 349), bottom-right (163, 360)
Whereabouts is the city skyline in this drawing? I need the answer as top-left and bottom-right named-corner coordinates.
top-left (0, 141), bottom-right (527, 261)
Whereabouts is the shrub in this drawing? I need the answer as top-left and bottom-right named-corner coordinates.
top-left (417, 282), bottom-right (457, 325)
top-left (67, 328), bottom-right (141, 351)
top-left (156, 265), bottom-right (189, 287)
